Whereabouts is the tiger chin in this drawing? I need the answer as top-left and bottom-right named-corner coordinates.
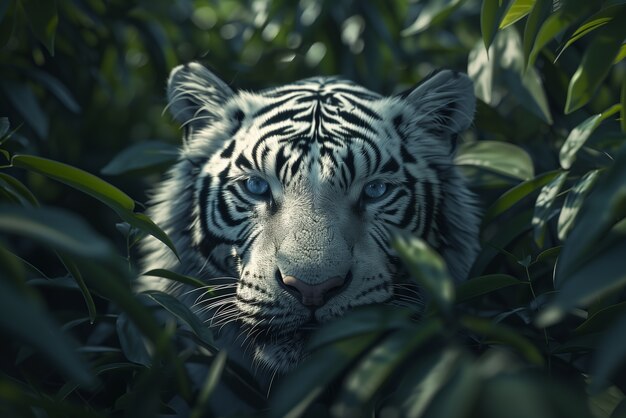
top-left (138, 62), bottom-right (480, 377)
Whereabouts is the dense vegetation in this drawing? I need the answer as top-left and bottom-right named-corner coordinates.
top-left (1, 0), bottom-right (625, 417)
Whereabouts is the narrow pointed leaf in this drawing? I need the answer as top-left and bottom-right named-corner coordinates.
top-left (533, 171), bottom-right (568, 247)
top-left (500, 0), bottom-right (535, 29)
top-left (565, 8), bottom-right (626, 113)
top-left (558, 169), bottom-right (600, 240)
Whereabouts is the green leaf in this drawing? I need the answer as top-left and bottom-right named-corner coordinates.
top-left (116, 312), bottom-right (152, 367)
top-left (58, 254), bottom-right (97, 325)
top-left (269, 333), bottom-right (380, 418)
top-left (11, 154), bottom-right (179, 258)
top-left (12, 155), bottom-right (134, 211)
top-left (523, 0), bottom-right (552, 64)
top-left (142, 268), bottom-right (206, 289)
top-left (190, 350), bottom-right (228, 418)
top-left (420, 357), bottom-right (482, 418)
top-left (460, 316), bottom-right (544, 365)
top-left (391, 348), bottom-right (469, 418)
top-left (557, 6), bottom-right (625, 60)
top-left (401, 0), bottom-right (465, 36)
top-left (481, 0), bottom-right (505, 51)
top-left (26, 69), bottom-right (80, 113)
top-left (0, 81), bottom-right (48, 138)
top-left (591, 315), bottom-right (626, 392)
top-left (455, 140), bottom-right (534, 181)
top-left (0, 205), bottom-right (112, 259)
top-left (101, 141), bottom-right (178, 175)
top-left (144, 290), bottom-right (215, 348)
top-left (0, 117), bottom-right (9, 137)
top-left (483, 170), bottom-right (561, 225)
top-left (555, 145), bottom-right (626, 286)
top-left (573, 301), bottom-right (626, 335)
top-left (528, 0), bottom-right (596, 69)
top-left (622, 76), bottom-right (626, 132)
top-left (538, 219), bottom-right (626, 327)
top-left (456, 274), bottom-right (524, 303)
top-left (558, 169), bottom-right (600, 240)
top-left (560, 105), bottom-right (621, 169)
top-left (393, 236), bottom-right (455, 314)
top-left (500, 0), bottom-right (535, 29)
top-left (331, 320), bottom-right (443, 418)
top-left (19, 0), bottom-right (58, 55)
top-left (565, 8), bottom-right (626, 113)
top-left (307, 305), bottom-right (412, 352)
top-left (0, 279), bottom-right (94, 386)
top-left (0, 172), bottom-right (39, 206)
top-left (532, 170), bottom-right (568, 247)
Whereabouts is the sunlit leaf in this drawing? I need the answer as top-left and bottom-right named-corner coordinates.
top-left (401, 0), bottom-right (465, 36)
top-left (500, 0), bottom-right (535, 29)
top-left (532, 170), bottom-right (567, 247)
top-left (528, 0), bottom-right (595, 69)
top-left (394, 236), bottom-right (455, 314)
top-left (558, 169), bottom-right (600, 240)
top-left (19, 0), bottom-right (58, 55)
top-left (555, 145), bottom-right (626, 287)
top-left (12, 155), bottom-right (135, 211)
top-left (557, 6), bottom-right (625, 60)
top-left (560, 105), bottom-right (621, 169)
top-left (483, 170), bottom-right (561, 225)
top-left (101, 141), bottom-right (178, 175)
top-left (332, 321), bottom-right (443, 418)
top-left (469, 27), bottom-right (553, 123)
top-left (565, 8), bottom-right (626, 113)
top-left (0, 278), bottom-right (94, 386)
top-left (456, 140), bottom-right (534, 181)
top-left (11, 155), bottom-right (179, 258)
top-left (523, 0), bottom-right (552, 64)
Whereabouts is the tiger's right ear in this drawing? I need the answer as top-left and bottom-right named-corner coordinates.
top-left (166, 62), bottom-right (234, 128)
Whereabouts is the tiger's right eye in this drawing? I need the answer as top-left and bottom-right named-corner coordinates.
top-left (245, 176), bottom-right (270, 196)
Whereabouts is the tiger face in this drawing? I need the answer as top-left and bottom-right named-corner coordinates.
top-left (141, 62), bottom-right (479, 373)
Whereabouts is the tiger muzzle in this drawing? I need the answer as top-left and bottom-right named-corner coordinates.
top-left (278, 272), bottom-right (351, 307)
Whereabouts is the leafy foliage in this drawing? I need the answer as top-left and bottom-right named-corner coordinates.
top-left (1, 0), bottom-right (625, 417)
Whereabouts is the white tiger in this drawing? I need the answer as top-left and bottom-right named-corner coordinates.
top-left (140, 62), bottom-right (479, 375)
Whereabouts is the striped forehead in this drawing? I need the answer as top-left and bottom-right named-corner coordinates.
top-left (239, 78), bottom-right (386, 185)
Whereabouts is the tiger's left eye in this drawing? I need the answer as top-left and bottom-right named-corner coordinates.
top-left (245, 176), bottom-right (270, 196)
top-left (363, 181), bottom-right (388, 200)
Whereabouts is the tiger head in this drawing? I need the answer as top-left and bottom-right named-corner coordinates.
top-left (141, 62), bottom-right (479, 373)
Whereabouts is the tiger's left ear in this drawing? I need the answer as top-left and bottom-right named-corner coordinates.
top-left (398, 70), bottom-right (475, 137)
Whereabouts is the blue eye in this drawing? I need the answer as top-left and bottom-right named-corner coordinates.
top-left (363, 181), bottom-right (388, 200)
top-left (245, 176), bottom-right (270, 195)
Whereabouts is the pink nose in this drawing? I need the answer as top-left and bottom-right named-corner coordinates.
top-left (281, 275), bottom-right (347, 307)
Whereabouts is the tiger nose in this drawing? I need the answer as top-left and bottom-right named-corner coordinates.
top-left (280, 274), bottom-right (348, 307)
